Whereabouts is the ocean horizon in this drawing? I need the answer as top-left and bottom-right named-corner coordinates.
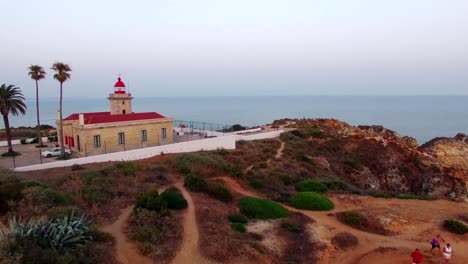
top-left (4, 96), bottom-right (468, 145)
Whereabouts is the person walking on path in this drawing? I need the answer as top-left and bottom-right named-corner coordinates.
top-left (411, 248), bottom-right (423, 264)
top-left (442, 243), bottom-right (453, 264)
top-left (429, 234), bottom-right (445, 254)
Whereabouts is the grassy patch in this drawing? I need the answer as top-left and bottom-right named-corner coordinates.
top-left (249, 179), bottom-right (263, 189)
top-left (444, 219), bottom-right (468, 235)
top-left (184, 174), bottom-right (208, 192)
top-left (113, 161), bottom-right (139, 176)
top-left (289, 192), bottom-right (334, 211)
top-left (135, 190), bottom-right (167, 213)
top-left (239, 196), bottom-right (288, 220)
top-left (231, 223), bottom-right (246, 233)
top-left (281, 221), bottom-right (302, 233)
top-left (295, 180), bottom-right (329, 193)
top-left (206, 183), bottom-right (233, 203)
top-left (228, 213), bottom-right (248, 224)
top-left (81, 186), bottom-right (115, 205)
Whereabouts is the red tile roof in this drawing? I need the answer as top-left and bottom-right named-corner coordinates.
top-left (63, 112), bottom-right (167, 125)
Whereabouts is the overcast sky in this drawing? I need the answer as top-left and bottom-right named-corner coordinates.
top-left (1, 0), bottom-right (467, 98)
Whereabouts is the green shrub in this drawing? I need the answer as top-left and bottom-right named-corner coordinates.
top-left (295, 180), bottom-right (329, 193)
top-left (344, 159), bottom-right (360, 170)
top-left (135, 190), bottom-right (167, 213)
top-left (43, 188), bottom-right (73, 205)
top-left (281, 175), bottom-right (292, 185)
top-left (81, 186), bottom-right (115, 205)
top-left (206, 183), bottom-right (233, 203)
top-left (249, 179), bottom-right (263, 189)
top-left (295, 152), bottom-right (313, 164)
top-left (134, 226), bottom-right (164, 243)
top-left (291, 130), bottom-right (305, 138)
top-left (259, 162), bottom-right (268, 169)
top-left (325, 181), bottom-right (348, 191)
top-left (369, 192), bottom-right (394, 199)
top-left (30, 138), bottom-right (39, 144)
top-left (281, 221), bottom-right (302, 233)
top-left (20, 139), bottom-right (27, 145)
top-left (113, 161), bottom-right (139, 176)
top-left (161, 188), bottom-right (188, 210)
top-left (443, 219), bottom-right (468, 235)
top-left (239, 197), bottom-right (288, 220)
top-left (227, 165), bottom-right (243, 178)
top-left (308, 128), bottom-right (324, 138)
top-left (228, 214), bottom-right (248, 224)
top-left (340, 211), bottom-right (362, 226)
top-left (289, 192), bottom-right (334, 211)
top-left (231, 223), bottom-right (246, 233)
top-left (184, 174), bottom-right (208, 192)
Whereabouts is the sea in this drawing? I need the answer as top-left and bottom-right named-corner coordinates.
top-left (4, 96), bottom-right (468, 145)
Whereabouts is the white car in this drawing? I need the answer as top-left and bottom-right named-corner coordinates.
top-left (41, 147), bottom-right (72, 158)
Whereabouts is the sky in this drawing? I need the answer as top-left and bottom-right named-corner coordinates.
top-left (1, 0), bottom-right (467, 98)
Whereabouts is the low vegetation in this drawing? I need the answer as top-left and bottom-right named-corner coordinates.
top-left (206, 183), bottom-right (233, 203)
top-left (0, 212), bottom-right (114, 263)
top-left (336, 211), bottom-right (389, 235)
top-left (295, 179), bottom-right (329, 193)
top-left (160, 187), bottom-right (188, 210)
top-left (289, 192), bottom-right (334, 211)
top-left (184, 174), bottom-right (233, 203)
top-left (228, 213), bottom-right (248, 224)
top-left (184, 174), bottom-right (208, 192)
top-left (239, 196), bottom-right (288, 219)
top-left (281, 221), bottom-right (302, 233)
top-left (331, 232), bottom-right (359, 250)
top-left (443, 219), bottom-right (468, 235)
top-left (230, 222), bottom-right (246, 233)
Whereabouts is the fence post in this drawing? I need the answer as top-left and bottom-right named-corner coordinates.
top-left (104, 141), bottom-right (107, 154)
top-left (39, 148), bottom-right (43, 164)
top-left (12, 153), bottom-right (16, 168)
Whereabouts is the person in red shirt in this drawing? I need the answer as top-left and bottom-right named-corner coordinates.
top-left (411, 248), bottom-right (423, 264)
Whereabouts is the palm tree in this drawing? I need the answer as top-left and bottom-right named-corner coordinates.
top-left (51, 62), bottom-right (71, 157)
top-left (0, 84), bottom-right (27, 155)
top-left (28, 65), bottom-right (46, 147)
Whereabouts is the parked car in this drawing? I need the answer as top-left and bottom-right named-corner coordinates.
top-left (41, 147), bottom-right (71, 158)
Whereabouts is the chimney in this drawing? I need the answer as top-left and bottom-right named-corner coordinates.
top-left (79, 114), bottom-right (84, 125)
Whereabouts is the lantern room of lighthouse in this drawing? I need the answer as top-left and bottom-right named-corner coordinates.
top-left (108, 77), bottom-right (133, 115)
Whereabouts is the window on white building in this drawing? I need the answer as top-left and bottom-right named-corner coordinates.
top-left (93, 135), bottom-right (101, 148)
top-left (118, 132), bottom-right (125, 144)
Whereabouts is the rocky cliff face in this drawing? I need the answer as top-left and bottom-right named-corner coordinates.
top-left (274, 118), bottom-right (467, 200)
top-left (421, 133), bottom-right (468, 174)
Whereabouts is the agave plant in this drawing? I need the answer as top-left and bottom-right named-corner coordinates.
top-left (0, 211), bottom-right (91, 252)
top-left (39, 211), bottom-right (91, 252)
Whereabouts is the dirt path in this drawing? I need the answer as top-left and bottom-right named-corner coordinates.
top-left (170, 182), bottom-right (216, 264)
top-left (275, 140), bottom-right (285, 159)
top-left (217, 176), bottom-right (468, 264)
top-left (101, 185), bottom-right (171, 264)
top-left (101, 206), bottom-right (153, 264)
top-left (267, 139), bottom-right (285, 166)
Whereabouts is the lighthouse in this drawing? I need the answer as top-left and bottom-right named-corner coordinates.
top-left (108, 77), bottom-right (133, 115)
